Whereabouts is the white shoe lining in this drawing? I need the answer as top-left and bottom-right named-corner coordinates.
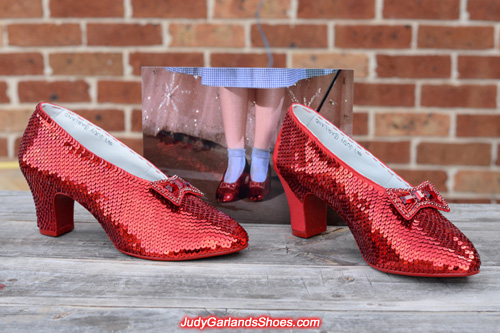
top-left (41, 103), bottom-right (165, 182)
top-left (292, 104), bottom-right (410, 189)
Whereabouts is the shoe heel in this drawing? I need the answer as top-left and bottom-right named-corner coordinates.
top-left (30, 181), bottom-right (75, 237)
top-left (278, 174), bottom-right (327, 238)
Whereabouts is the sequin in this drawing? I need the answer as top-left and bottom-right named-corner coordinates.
top-left (248, 169), bottom-right (271, 202)
top-left (273, 104), bottom-right (480, 277)
top-left (18, 103), bottom-right (248, 260)
top-left (216, 161), bottom-right (249, 203)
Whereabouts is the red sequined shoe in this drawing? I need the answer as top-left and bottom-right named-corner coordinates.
top-left (248, 168), bottom-right (270, 201)
top-left (18, 103), bottom-right (248, 260)
top-left (273, 104), bottom-right (480, 277)
top-left (216, 161), bottom-right (249, 203)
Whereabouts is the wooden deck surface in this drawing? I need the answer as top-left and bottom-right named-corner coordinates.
top-left (0, 191), bottom-right (499, 332)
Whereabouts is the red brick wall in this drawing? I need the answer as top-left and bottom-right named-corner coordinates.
top-left (0, 0), bottom-right (498, 202)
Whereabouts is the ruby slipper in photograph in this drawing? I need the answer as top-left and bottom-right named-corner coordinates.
top-left (273, 103), bottom-right (480, 277)
top-left (216, 161), bottom-right (249, 203)
top-left (18, 103), bottom-right (248, 260)
top-left (248, 168), bottom-right (271, 202)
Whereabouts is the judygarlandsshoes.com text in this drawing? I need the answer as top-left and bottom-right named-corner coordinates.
top-left (180, 315), bottom-right (321, 330)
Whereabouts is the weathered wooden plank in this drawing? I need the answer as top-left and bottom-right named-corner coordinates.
top-left (0, 191), bottom-right (38, 222)
top-left (0, 220), bottom-right (496, 266)
top-left (0, 220), bottom-right (364, 265)
top-left (0, 257), bottom-right (498, 312)
top-left (1, 190), bottom-right (499, 332)
top-left (0, 306), bottom-right (498, 333)
top-left (445, 204), bottom-right (500, 223)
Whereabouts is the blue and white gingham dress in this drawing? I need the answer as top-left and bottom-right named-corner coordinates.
top-left (164, 67), bottom-right (337, 89)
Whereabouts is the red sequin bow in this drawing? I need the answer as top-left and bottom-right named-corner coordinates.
top-left (386, 181), bottom-right (450, 220)
top-left (150, 175), bottom-right (203, 206)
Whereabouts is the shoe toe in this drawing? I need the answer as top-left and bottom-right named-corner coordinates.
top-left (172, 196), bottom-right (248, 259)
top-left (440, 232), bottom-right (480, 276)
top-left (226, 221), bottom-right (249, 252)
top-left (378, 209), bottom-right (481, 277)
top-left (216, 186), bottom-right (239, 203)
top-left (221, 192), bottom-right (236, 202)
top-left (424, 211), bottom-right (480, 276)
top-left (196, 212), bottom-right (248, 257)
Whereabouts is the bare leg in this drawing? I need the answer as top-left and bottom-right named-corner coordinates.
top-left (219, 87), bottom-right (248, 149)
top-left (218, 87), bottom-right (249, 184)
top-left (250, 88), bottom-right (285, 184)
top-left (254, 88), bottom-right (285, 150)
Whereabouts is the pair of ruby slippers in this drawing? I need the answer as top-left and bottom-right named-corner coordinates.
top-left (19, 103), bottom-right (480, 276)
top-left (216, 162), bottom-right (270, 202)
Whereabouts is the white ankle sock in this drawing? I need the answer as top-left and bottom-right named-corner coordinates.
top-left (224, 148), bottom-right (246, 183)
top-left (250, 148), bottom-right (270, 182)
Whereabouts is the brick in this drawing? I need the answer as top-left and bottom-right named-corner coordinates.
top-left (98, 81), bottom-right (141, 104)
top-left (73, 109), bottom-right (125, 131)
top-left (0, 109), bottom-right (35, 132)
top-left (170, 24), bottom-right (245, 48)
top-left (0, 25), bottom-right (3, 47)
top-left (298, 0), bottom-right (374, 19)
top-left (0, 53), bottom-right (43, 76)
top-left (468, 0), bottom-right (500, 21)
top-left (355, 83), bottom-right (414, 107)
top-left (292, 53), bottom-right (368, 78)
top-left (117, 138), bottom-right (143, 155)
top-left (50, 53), bottom-right (123, 76)
top-left (18, 81), bottom-right (90, 103)
top-left (358, 140), bottom-right (410, 164)
top-left (0, 0), bottom-right (42, 18)
top-left (8, 24), bottom-right (81, 46)
top-left (376, 55), bottom-right (451, 78)
top-left (375, 113), bottom-right (450, 137)
top-left (335, 25), bottom-right (411, 49)
top-left (0, 138), bottom-right (6, 157)
top-left (456, 115), bottom-right (500, 137)
top-left (50, 0), bottom-right (123, 17)
top-left (417, 143), bottom-right (491, 166)
top-left (130, 52), bottom-right (204, 76)
top-left (88, 24), bottom-right (162, 46)
top-left (383, 0), bottom-right (459, 19)
top-left (14, 137), bottom-right (22, 157)
top-left (211, 53), bottom-right (287, 68)
top-left (393, 169), bottom-right (448, 191)
top-left (353, 112), bottom-right (368, 136)
top-left (455, 171), bottom-right (500, 194)
top-left (497, 145), bottom-right (500, 166)
top-left (133, 0), bottom-right (206, 18)
top-left (132, 109), bottom-right (143, 132)
top-left (214, 0), bottom-right (289, 18)
top-left (458, 56), bottom-right (500, 79)
top-left (251, 24), bottom-right (328, 48)
top-left (418, 26), bottom-right (494, 49)
top-left (421, 84), bottom-right (496, 108)
top-left (0, 82), bottom-right (8, 103)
